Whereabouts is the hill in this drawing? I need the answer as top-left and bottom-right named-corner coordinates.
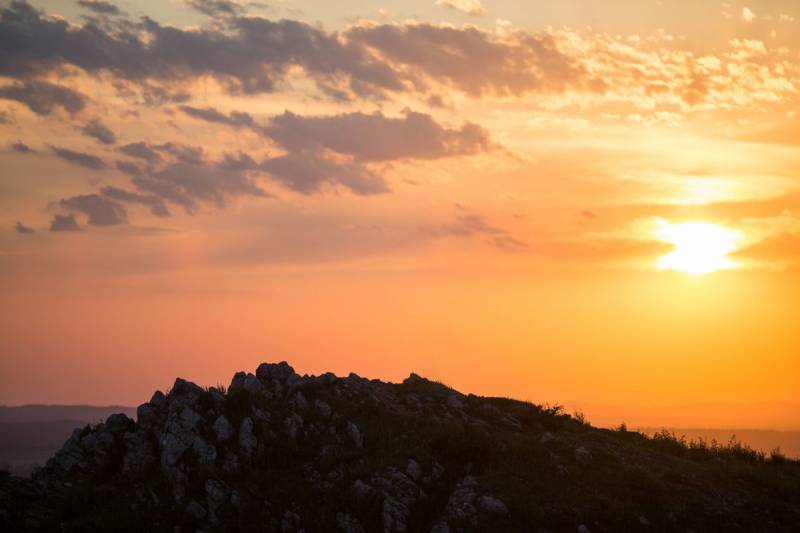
top-left (0, 406), bottom-right (137, 476)
top-left (0, 405), bottom-right (137, 424)
top-left (0, 362), bottom-right (798, 532)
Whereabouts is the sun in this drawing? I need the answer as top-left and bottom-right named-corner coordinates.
top-left (655, 221), bottom-right (741, 275)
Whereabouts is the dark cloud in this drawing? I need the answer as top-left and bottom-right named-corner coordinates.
top-left (181, 107), bottom-right (493, 161)
top-left (80, 118), bottom-right (117, 145)
top-left (116, 160), bottom-right (144, 176)
top-left (264, 110), bottom-right (492, 161)
top-left (131, 158), bottom-right (268, 212)
top-left (261, 151), bottom-right (389, 195)
top-left (119, 142), bottom-right (162, 163)
top-left (76, 0), bottom-right (122, 16)
top-left (173, 108), bottom-right (492, 195)
top-left (185, 0), bottom-right (244, 17)
top-left (14, 221), bottom-right (34, 234)
top-left (0, 2), bottom-right (590, 103)
top-left (49, 213), bottom-right (81, 231)
top-left (101, 185), bottom-right (171, 217)
top-left (112, 143), bottom-right (270, 212)
top-left (180, 105), bottom-right (259, 130)
top-left (0, 2), bottom-right (403, 99)
top-left (152, 142), bottom-right (203, 164)
top-left (345, 23), bottom-right (584, 97)
top-left (0, 80), bottom-right (87, 115)
top-left (50, 145), bottom-right (106, 170)
top-left (57, 193), bottom-right (127, 225)
top-left (11, 140), bottom-right (32, 152)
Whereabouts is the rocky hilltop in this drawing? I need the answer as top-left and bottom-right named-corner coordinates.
top-left (1, 362), bottom-right (798, 532)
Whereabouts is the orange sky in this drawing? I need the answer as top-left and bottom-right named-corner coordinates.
top-left (1, 0), bottom-right (799, 428)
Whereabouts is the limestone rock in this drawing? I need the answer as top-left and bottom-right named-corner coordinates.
top-left (347, 421), bottom-right (364, 449)
top-left (238, 417), bottom-right (257, 457)
top-left (213, 415), bottom-right (234, 442)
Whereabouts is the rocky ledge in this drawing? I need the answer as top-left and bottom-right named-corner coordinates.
top-left (1, 362), bottom-right (799, 532)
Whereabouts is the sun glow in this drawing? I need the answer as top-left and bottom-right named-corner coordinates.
top-left (655, 221), bottom-right (742, 275)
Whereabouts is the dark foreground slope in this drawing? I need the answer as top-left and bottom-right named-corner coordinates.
top-left (1, 363), bottom-right (798, 532)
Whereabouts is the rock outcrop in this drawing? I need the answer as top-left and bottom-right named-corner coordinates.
top-left (0, 361), bottom-right (799, 532)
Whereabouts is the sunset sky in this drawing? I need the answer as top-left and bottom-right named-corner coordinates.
top-left (1, 0), bottom-right (799, 428)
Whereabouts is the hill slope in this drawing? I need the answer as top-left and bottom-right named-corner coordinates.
top-left (1, 362), bottom-right (798, 532)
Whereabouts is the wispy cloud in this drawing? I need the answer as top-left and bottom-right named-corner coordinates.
top-left (435, 0), bottom-right (486, 17)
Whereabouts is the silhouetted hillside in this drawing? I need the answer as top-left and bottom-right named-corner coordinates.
top-left (1, 362), bottom-right (798, 532)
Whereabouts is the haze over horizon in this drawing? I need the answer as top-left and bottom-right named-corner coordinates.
top-left (2, 0), bottom-right (800, 431)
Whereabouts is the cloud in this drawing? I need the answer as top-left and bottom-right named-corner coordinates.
top-left (97, 107), bottom-right (489, 220)
top-left (49, 213), bottom-right (81, 231)
top-left (441, 213), bottom-right (504, 236)
top-left (741, 7), bottom-right (756, 23)
top-left (4, 1), bottom-right (786, 114)
top-left (550, 29), bottom-right (798, 111)
top-left (265, 110), bottom-right (492, 161)
top-left (14, 221), bottom-right (34, 234)
top-left (11, 140), bottom-right (32, 153)
top-left (76, 0), bottom-right (122, 16)
top-left (261, 151), bottom-right (389, 195)
top-left (734, 232), bottom-right (800, 261)
top-left (179, 105), bottom-right (259, 130)
top-left (345, 23), bottom-right (584, 97)
top-left (178, 108), bottom-right (493, 195)
top-left (57, 193), bottom-right (127, 225)
top-left (37, 141), bottom-right (271, 231)
top-left (435, 0), bottom-right (486, 17)
top-left (100, 186), bottom-right (171, 217)
top-left (185, 0), bottom-right (245, 17)
top-left (438, 212), bottom-right (527, 251)
top-left (0, 1), bottom-right (404, 99)
top-left (113, 145), bottom-right (270, 212)
top-left (116, 160), bottom-right (143, 176)
top-left (0, 2), bottom-right (586, 103)
top-left (0, 81), bottom-right (87, 116)
top-left (80, 119), bottom-right (117, 145)
top-left (50, 146), bottom-right (106, 170)
top-left (118, 142), bottom-right (162, 163)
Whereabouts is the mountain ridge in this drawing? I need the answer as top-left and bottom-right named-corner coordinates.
top-left (1, 361), bottom-right (798, 532)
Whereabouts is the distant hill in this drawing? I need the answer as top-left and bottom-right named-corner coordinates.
top-left (0, 405), bottom-right (135, 476)
top-left (1, 363), bottom-right (798, 532)
top-left (0, 405), bottom-right (136, 424)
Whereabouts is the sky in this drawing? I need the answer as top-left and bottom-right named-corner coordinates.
top-left (1, 0), bottom-right (799, 428)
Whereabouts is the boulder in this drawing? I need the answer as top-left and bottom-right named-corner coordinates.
top-left (238, 417), bottom-right (257, 457)
top-left (347, 422), bottom-right (364, 449)
top-left (213, 415), bottom-right (234, 442)
top-left (255, 361), bottom-right (296, 383)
